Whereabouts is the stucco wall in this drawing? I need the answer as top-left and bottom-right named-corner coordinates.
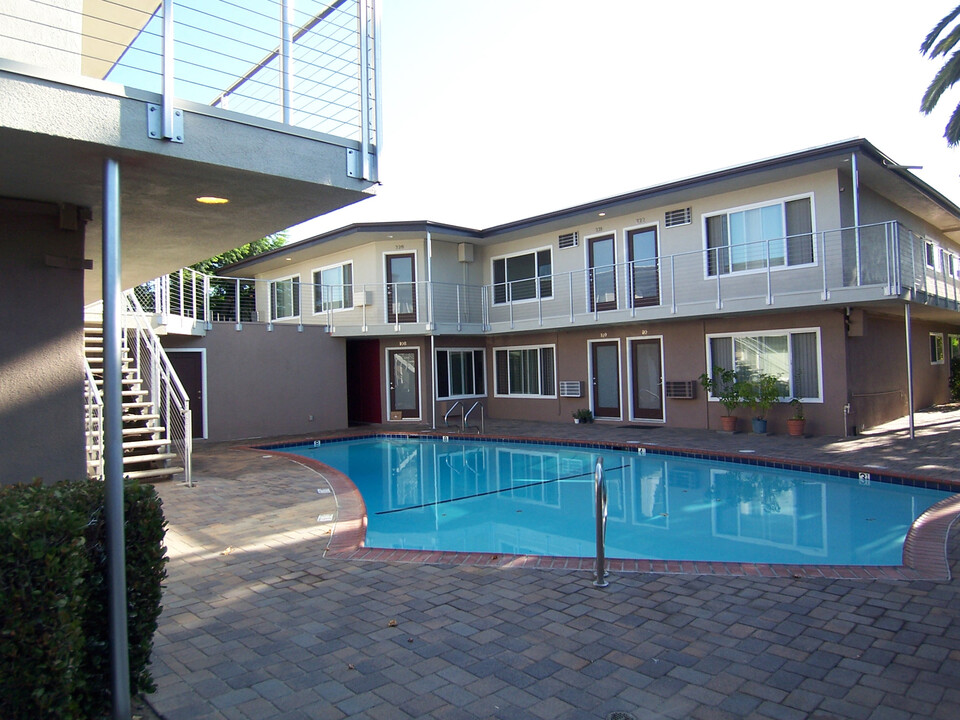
top-left (162, 323), bottom-right (347, 441)
top-left (0, 199), bottom-right (86, 484)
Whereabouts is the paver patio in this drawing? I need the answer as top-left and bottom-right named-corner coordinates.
top-left (146, 409), bottom-right (960, 719)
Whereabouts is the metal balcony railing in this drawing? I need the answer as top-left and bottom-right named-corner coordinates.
top-left (2, 0), bottom-right (380, 173)
top-left (139, 221), bottom-right (960, 335)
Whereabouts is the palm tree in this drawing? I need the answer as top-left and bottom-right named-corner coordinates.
top-left (921, 5), bottom-right (960, 145)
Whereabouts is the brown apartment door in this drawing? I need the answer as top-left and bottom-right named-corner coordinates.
top-left (388, 348), bottom-right (420, 419)
top-left (630, 338), bottom-right (664, 421)
top-left (628, 226), bottom-right (660, 307)
top-left (590, 340), bottom-right (621, 419)
top-left (386, 253), bottom-right (417, 323)
top-left (167, 350), bottom-right (205, 438)
top-left (588, 234), bottom-right (618, 312)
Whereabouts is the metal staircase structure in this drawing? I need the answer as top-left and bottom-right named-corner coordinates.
top-left (84, 293), bottom-right (192, 485)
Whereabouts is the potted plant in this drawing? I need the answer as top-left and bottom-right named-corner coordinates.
top-left (572, 408), bottom-right (593, 424)
top-left (787, 398), bottom-right (805, 436)
top-left (745, 372), bottom-right (782, 434)
top-left (699, 367), bottom-right (742, 432)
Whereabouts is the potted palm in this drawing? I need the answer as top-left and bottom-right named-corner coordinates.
top-left (787, 398), bottom-right (805, 436)
top-left (572, 408), bottom-right (593, 424)
top-left (745, 372), bottom-right (782, 434)
top-left (699, 367), bottom-right (743, 432)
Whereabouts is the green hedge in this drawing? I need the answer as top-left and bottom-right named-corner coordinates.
top-left (0, 479), bottom-right (168, 720)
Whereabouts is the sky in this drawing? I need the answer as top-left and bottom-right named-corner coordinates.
top-left (289, 0), bottom-right (960, 241)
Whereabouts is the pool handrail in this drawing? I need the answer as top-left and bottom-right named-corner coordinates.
top-left (464, 401), bottom-right (484, 435)
top-left (594, 456), bottom-right (609, 587)
top-left (443, 401), bottom-right (463, 429)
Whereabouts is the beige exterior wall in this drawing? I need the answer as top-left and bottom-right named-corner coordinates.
top-left (1, 199), bottom-right (87, 484)
top-left (162, 323), bottom-right (347, 441)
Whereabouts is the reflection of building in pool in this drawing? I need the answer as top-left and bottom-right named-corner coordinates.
top-left (0, 2), bottom-right (382, 485)
top-left (154, 139), bottom-right (960, 442)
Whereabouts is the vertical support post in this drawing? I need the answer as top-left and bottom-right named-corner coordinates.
top-left (852, 153), bottom-right (862, 286)
top-left (280, 0), bottom-right (294, 125)
top-left (905, 303), bottom-right (915, 440)
top-left (234, 278), bottom-right (241, 326)
top-left (670, 255), bottom-right (677, 314)
top-left (765, 240), bottom-right (772, 304)
top-left (426, 231), bottom-right (433, 329)
top-left (569, 271), bottom-right (574, 323)
top-left (593, 457), bottom-right (608, 588)
top-left (161, 0), bottom-right (175, 139)
top-left (821, 231), bottom-right (829, 300)
top-left (372, 0), bottom-right (383, 179)
top-left (102, 157), bottom-right (131, 720)
top-left (430, 335), bottom-right (437, 430)
top-left (358, 0), bottom-right (371, 180)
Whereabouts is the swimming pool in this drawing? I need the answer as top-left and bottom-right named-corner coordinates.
top-left (283, 436), bottom-right (954, 566)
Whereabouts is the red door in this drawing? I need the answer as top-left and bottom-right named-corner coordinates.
top-left (347, 339), bottom-right (382, 424)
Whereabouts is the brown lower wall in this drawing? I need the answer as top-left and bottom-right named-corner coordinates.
top-left (1, 199), bottom-right (87, 484)
top-left (162, 323), bottom-right (348, 441)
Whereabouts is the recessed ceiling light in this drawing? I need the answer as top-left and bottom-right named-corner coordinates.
top-left (284, 257), bottom-right (292, 261)
top-left (196, 196), bottom-right (229, 204)
top-left (598, 212), bottom-right (606, 217)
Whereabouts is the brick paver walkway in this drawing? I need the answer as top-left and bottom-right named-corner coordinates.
top-left (146, 408), bottom-right (960, 719)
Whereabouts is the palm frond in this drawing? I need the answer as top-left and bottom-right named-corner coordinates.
top-left (944, 102), bottom-right (960, 145)
top-left (921, 4), bottom-right (960, 54)
top-left (920, 49), bottom-right (960, 114)
top-left (932, 24), bottom-right (960, 57)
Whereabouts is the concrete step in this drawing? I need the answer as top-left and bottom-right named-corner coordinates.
top-left (123, 452), bottom-right (178, 466)
top-left (122, 412), bottom-right (160, 423)
top-left (123, 466), bottom-right (184, 482)
top-left (122, 438), bottom-right (170, 452)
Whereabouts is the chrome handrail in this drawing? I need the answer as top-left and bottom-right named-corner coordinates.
top-left (443, 401), bottom-right (462, 428)
top-left (594, 456), bottom-right (609, 588)
top-left (464, 401), bottom-right (484, 435)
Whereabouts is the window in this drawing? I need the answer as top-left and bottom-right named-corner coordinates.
top-left (931, 333), bottom-right (945, 365)
top-left (950, 334), bottom-right (960, 361)
top-left (436, 349), bottom-right (485, 399)
top-left (494, 346), bottom-right (556, 397)
top-left (313, 262), bottom-right (353, 313)
top-left (926, 241), bottom-right (937, 269)
top-left (705, 196), bottom-right (813, 276)
top-left (492, 248), bottom-right (552, 304)
top-left (270, 275), bottom-right (300, 320)
top-left (706, 329), bottom-right (821, 401)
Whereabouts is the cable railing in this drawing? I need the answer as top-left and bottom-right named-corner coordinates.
top-left (140, 221), bottom-right (960, 336)
top-left (2, 1), bottom-right (380, 162)
top-left (123, 291), bottom-right (193, 487)
top-left (84, 359), bottom-right (105, 481)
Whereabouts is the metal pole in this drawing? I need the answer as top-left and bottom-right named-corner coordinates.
top-left (905, 303), bottom-right (915, 439)
top-left (281, 0), bottom-right (294, 124)
top-left (852, 153), bottom-right (862, 286)
top-left (358, 0), bottom-right (371, 179)
top-left (372, 0), bottom-right (382, 180)
top-left (161, 0), bottom-right (175, 139)
top-left (430, 335), bottom-right (437, 430)
top-left (593, 457), bottom-right (608, 588)
top-left (103, 157), bottom-right (131, 720)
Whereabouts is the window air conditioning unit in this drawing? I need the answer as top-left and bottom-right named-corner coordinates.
top-left (353, 290), bottom-right (373, 307)
top-left (558, 232), bottom-right (579, 249)
top-left (559, 381), bottom-right (582, 397)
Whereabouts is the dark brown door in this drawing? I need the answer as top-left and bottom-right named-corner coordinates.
top-left (628, 226), bottom-right (660, 307)
top-left (347, 339), bottom-right (382, 425)
top-left (388, 349), bottom-right (419, 419)
top-left (167, 351), bottom-right (205, 438)
top-left (591, 341), bottom-right (620, 418)
top-left (631, 338), bottom-right (664, 420)
top-left (386, 253), bottom-right (417, 323)
top-left (588, 234), bottom-right (617, 312)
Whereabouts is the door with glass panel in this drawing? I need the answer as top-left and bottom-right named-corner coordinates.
top-left (630, 338), bottom-right (664, 421)
top-left (388, 349), bottom-right (419, 419)
top-left (628, 226), bottom-right (660, 307)
top-left (386, 253), bottom-right (416, 323)
top-left (588, 234), bottom-right (617, 312)
top-left (590, 340), bottom-right (621, 418)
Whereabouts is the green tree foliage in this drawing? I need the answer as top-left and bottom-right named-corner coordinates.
top-left (921, 5), bottom-right (960, 145)
top-left (190, 232), bottom-right (287, 274)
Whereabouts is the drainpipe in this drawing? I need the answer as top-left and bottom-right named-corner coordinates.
top-left (427, 231), bottom-right (436, 429)
top-left (905, 303), bottom-right (915, 439)
top-left (103, 157), bottom-right (131, 720)
top-left (852, 152), bottom-right (861, 286)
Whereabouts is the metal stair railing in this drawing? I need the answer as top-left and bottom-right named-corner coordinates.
top-left (122, 291), bottom-right (193, 487)
top-left (84, 358), bottom-right (105, 481)
top-left (463, 401), bottom-right (484, 435)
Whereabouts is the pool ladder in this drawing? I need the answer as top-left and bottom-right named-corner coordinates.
top-left (594, 457), bottom-right (609, 587)
top-left (443, 400), bottom-right (485, 435)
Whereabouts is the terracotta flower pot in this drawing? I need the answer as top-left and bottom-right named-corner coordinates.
top-left (720, 415), bottom-right (738, 432)
top-left (787, 419), bottom-right (806, 436)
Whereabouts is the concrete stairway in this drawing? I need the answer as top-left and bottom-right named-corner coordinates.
top-left (84, 321), bottom-right (184, 481)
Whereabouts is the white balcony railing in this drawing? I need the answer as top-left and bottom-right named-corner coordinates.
top-left (2, 0), bottom-right (380, 174)
top-left (139, 221), bottom-right (960, 335)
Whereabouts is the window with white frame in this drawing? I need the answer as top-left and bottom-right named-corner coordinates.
top-left (706, 329), bottom-right (821, 401)
top-left (926, 241), bottom-right (937, 269)
top-left (704, 196), bottom-right (813, 276)
top-left (930, 333), bottom-right (945, 365)
top-left (270, 275), bottom-right (300, 320)
top-left (492, 248), bottom-right (552, 304)
top-left (313, 262), bottom-right (353, 313)
top-left (436, 349), bottom-right (485, 399)
top-left (493, 346), bottom-right (556, 397)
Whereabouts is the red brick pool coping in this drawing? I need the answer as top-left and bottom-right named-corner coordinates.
top-left (246, 433), bottom-right (960, 582)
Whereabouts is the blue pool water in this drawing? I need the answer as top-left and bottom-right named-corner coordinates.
top-left (287, 437), bottom-right (954, 566)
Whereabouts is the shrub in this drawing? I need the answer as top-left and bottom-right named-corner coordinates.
top-left (0, 479), bottom-right (167, 720)
top-left (951, 357), bottom-right (960, 401)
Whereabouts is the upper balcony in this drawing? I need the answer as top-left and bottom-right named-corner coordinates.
top-left (0, 1), bottom-right (381, 301)
top-left (138, 221), bottom-right (960, 337)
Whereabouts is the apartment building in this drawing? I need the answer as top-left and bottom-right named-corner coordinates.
top-left (0, 0), bottom-right (381, 484)
top-left (157, 139), bottom-right (960, 440)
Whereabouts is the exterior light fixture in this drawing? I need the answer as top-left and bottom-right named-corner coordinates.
top-left (196, 196), bottom-right (229, 204)
top-left (598, 212), bottom-right (606, 217)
